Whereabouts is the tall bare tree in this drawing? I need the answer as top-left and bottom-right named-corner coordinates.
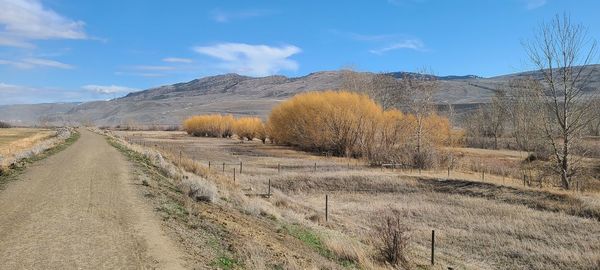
top-left (341, 69), bottom-right (408, 111)
top-left (502, 78), bottom-right (546, 152)
top-left (368, 73), bottom-right (406, 110)
top-left (524, 14), bottom-right (598, 189)
top-left (400, 71), bottom-right (439, 167)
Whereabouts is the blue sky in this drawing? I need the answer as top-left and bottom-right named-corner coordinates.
top-left (0, 0), bottom-right (599, 104)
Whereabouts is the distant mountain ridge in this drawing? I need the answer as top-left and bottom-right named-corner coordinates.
top-left (1, 66), bottom-right (599, 126)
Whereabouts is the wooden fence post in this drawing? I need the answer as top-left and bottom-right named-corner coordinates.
top-left (233, 168), bottom-right (236, 182)
top-left (325, 194), bottom-right (329, 222)
top-left (447, 167), bottom-right (450, 178)
top-left (314, 162), bottom-right (317, 173)
top-left (240, 161), bottom-right (243, 174)
top-left (431, 230), bottom-right (435, 265)
top-left (482, 171), bottom-right (485, 181)
top-left (208, 161), bottom-right (211, 170)
top-left (268, 178), bottom-right (271, 197)
top-left (223, 162), bottom-right (225, 172)
top-left (278, 163), bottom-right (281, 173)
top-left (179, 150), bottom-right (182, 164)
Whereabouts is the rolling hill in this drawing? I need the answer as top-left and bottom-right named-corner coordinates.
top-left (1, 66), bottom-right (599, 126)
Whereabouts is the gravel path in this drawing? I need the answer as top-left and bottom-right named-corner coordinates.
top-left (0, 129), bottom-right (186, 269)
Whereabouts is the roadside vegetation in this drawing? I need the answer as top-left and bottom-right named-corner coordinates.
top-left (102, 129), bottom-right (352, 269)
top-left (100, 14), bottom-right (600, 270)
top-left (0, 128), bottom-right (79, 188)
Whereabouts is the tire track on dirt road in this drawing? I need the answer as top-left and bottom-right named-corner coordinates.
top-left (0, 129), bottom-right (186, 269)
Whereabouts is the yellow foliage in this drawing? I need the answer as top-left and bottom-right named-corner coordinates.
top-left (233, 117), bottom-right (263, 141)
top-left (422, 114), bottom-right (451, 146)
top-left (184, 91), bottom-right (453, 164)
top-left (268, 91), bottom-right (383, 156)
top-left (183, 114), bottom-right (235, 138)
top-left (268, 90), bottom-right (451, 162)
top-left (183, 114), bottom-right (266, 141)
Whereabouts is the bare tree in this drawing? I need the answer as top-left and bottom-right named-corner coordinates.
top-left (465, 101), bottom-right (506, 149)
top-left (586, 99), bottom-right (600, 136)
top-left (402, 71), bottom-right (438, 168)
top-left (502, 78), bottom-right (546, 152)
top-left (524, 14), bottom-right (598, 189)
top-left (340, 68), bottom-right (372, 93)
top-left (369, 73), bottom-right (406, 110)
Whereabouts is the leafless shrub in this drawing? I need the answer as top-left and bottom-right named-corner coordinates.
top-left (373, 209), bottom-right (411, 268)
top-left (182, 175), bottom-right (217, 203)
top-left (0, 121), bottom-right (11, 128)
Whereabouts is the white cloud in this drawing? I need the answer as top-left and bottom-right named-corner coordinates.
top-left (369, 39), bottom-right (426, 54)
top-left (193, 43), bottom-right (301, 76)
top-left (0, 57), bottom-right (73, 69)
top-left (162, 57), bottom-right (193, 63)
top-left (82, 84), bottom-right (139, 94)
top-left (210, 8), bottom-right (272, 23)
top-left (0, 82), bottom-right (21, 93)
top-left (0, 0), bottom-right (87, 47)
top-left (523, 0), bottom-right (546, 9)
top-left (0, 82), bottom-right (83, 104)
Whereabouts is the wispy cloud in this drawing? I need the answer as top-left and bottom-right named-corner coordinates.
top-left (369, 39), bottom-right (426, 54)
top-left (162, 57), bottom-right (193, 63)
top-left (0, 0), bottom-right (87, 48)
top-left (0, 82), bottom-right (80, 104)
top-left (193, 43), bottom-right (301, 76)
top-left (0, 82), bottom-right (138, 105)
top-left (210, 8), bottom-right (273, 23)
top-left (82, 84), bottom-right (139, 94)
top-left (0, 57), bottom-right (73, 69)
top-left (329, 30), bottom-right (395, 42)
top-left (522, 0), bottom-right (546, 9)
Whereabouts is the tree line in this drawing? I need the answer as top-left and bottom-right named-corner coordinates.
top-left (184, 89), bottom-right (452, 168)
top-left (183, 114), bottom-right (267, 142)
top-left (465, 14), bottom-right (599, 190)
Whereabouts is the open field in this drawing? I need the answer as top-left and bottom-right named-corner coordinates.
top-left (0, 128), bottom-right (56, 169)
top-left (0, 128), bottom-right (55, 155)
top-left (113, 130), bottom-right (600, 269)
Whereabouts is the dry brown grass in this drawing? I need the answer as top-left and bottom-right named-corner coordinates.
top-left (0, 128), bottom-right (54, 155)
top-left (0, 128), bottom-right (56, 170)
top-left (113, 130), bottom-right (600, 270)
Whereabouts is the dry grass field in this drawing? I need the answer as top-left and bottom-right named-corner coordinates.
top-left (0, 128), bottom-right (55, 166)
top-left (114, 130), bottom-right (600, 269)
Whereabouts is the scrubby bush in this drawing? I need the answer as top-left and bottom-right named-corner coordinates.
top-left (268, 91), bottom-right (383, 157)
top-left (183, 114), bottom-right (267, 142)
top-left (373, 210), bottom-right (411, 268)
top-left (183, 91), bottom-right (452, 167)
top-left (183, 114), bottom-right (235, 137)
top-left (234, 117), bottom-right (263, 141)
top-left (268, 91), bottom-right (451, 165)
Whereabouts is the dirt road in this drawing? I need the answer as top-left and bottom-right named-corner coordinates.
top-left (0, 129), bottom-right (186, 269)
